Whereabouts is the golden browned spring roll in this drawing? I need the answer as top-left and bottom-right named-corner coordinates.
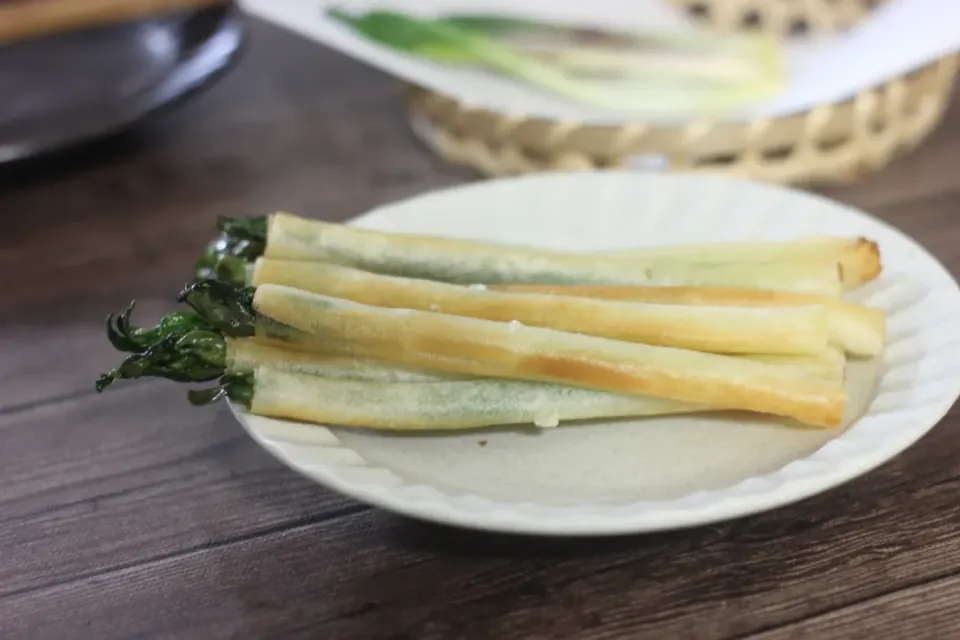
top-left (605, 236), bottom-right (882, 290)
top-left (486, 283), bottom-right (886, 357)
top-left (263, 212), bottom-right (843, 296)
top-left (249, 296), bottom-right (845, 383)
top-left (252, 284), bottom-right (846, 427)
top-left (229, 340), bottom-right (843, 430)
top-left (231, 336), bottom-right (846, 385)
top-left (251, 259), bottom-right (831, 356)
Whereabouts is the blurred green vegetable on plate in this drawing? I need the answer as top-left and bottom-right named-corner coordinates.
top-left (326, 7), bottom-right (785, 115)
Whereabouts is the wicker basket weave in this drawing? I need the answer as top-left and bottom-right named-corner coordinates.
top-left (405, 54), bottom-right (959, 185)
top-left (670, 0), bottom-right (888, 35)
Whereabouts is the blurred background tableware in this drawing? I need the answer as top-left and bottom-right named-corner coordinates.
top-left (404, 54), bottom-right (958, 184)
top-left (0, 0), bottom-right (245, 163)
top-left (243, 0), bottom-right (960, 185)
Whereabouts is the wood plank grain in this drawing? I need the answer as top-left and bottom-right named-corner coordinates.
top-left (3, 396), bottom-right (960, 638)
top-left (746, 573), bottom-right (960, 639)
top-left (0, 382), bottom-right (363, 599)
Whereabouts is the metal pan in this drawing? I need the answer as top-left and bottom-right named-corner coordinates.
top-left (0, 2), bottom-right (245, 163)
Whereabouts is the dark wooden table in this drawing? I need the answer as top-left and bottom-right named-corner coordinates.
top-left (3, 17), bottom-right (960, 640)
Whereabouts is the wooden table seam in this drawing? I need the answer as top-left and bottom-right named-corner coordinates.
top-left (0, 502), bottom-right (370, 603)
top-left (0, 386), bottom-right (100, 422)
top-left (735, 567), bottom-right (960, 639)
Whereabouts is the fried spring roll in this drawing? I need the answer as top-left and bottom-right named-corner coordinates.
top-left (252, 284), bottom-right (846, 427)
top-left (251, 259), bottom-right (831, 355)
top-left (248, 366), bottom-right (708, 430)
top-left (251, 304), bottom-right (845, 382)
top-left (264, 212), bottom-right (842, 295)
top-left (230, 337), bottom-right (845, 385)
top-left (606, 236), bottom-right (882, 290)
top-left (486, 283), bottom-right (886, 357)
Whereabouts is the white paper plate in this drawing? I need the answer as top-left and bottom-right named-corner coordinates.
top-left (233, 172), bottom-right (960, 535)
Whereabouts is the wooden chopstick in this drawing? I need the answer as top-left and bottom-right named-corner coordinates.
top-left (0, 0), bottom-right (229, 45)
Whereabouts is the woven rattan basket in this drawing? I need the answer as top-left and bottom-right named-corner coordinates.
top-left (405, 53), bottom-right (959, 185)
top-left (671, 0), bottom-right (888, 35)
